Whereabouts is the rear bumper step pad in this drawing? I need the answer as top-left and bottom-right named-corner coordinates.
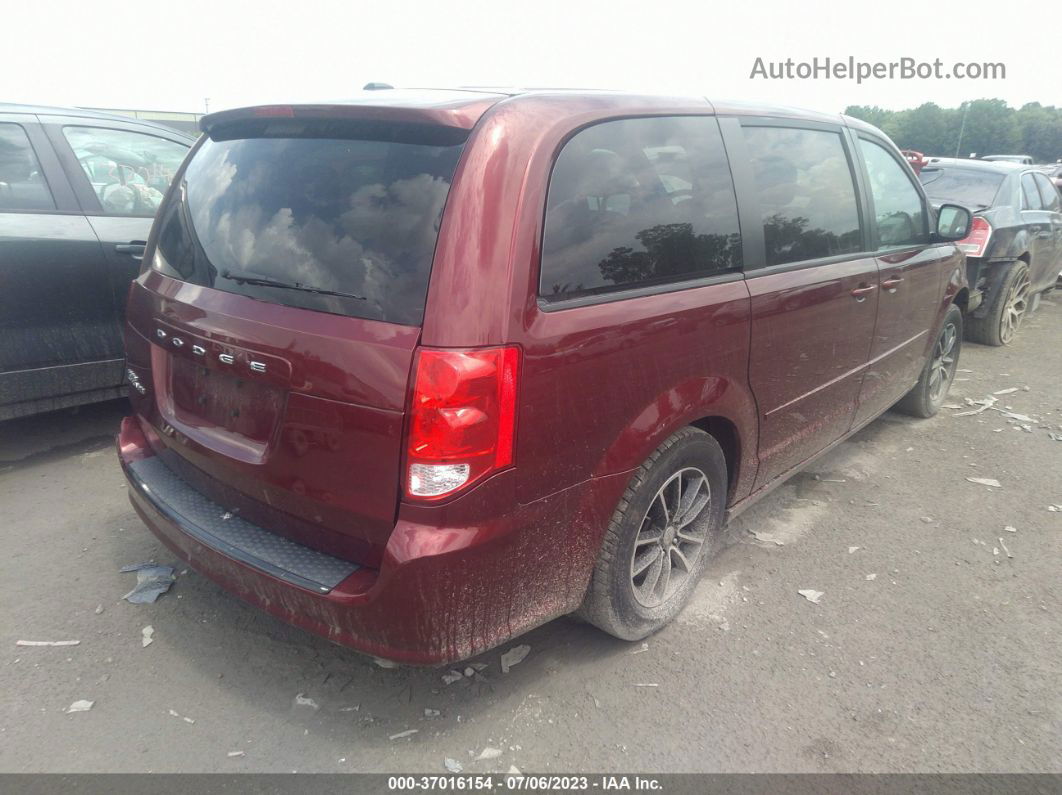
top-left (126, 456), bottom-right (359, 593)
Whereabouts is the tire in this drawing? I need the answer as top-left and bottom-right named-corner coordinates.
top-left (895, 304), bottom-right (963, 418)
top-left (577, 427), bottom-right (727, 640)
top-left (966, 260), bottom-right (1031, 346)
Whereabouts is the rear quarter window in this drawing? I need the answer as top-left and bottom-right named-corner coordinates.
top-left (539, 116), bottom-right (742, 301)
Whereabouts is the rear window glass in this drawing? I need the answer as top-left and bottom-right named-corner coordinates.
top-left (540, 116), bottom-right (742, 301)
top-left (153, 119), bottom-right (465, 325)
top-left (918, 167), bottom-right (1004, 209)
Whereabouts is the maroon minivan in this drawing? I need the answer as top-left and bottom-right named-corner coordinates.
top-left (117, 90), bottom-right (972, 664)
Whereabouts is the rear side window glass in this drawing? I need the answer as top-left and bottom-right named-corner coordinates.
top-left (918, 167), bottom-right (1003, 209)
top-left (741, 125), bottom-right (862, 266)
top-left (0, 123), bottom-right (55, 211)
top-left (539, 116), bottom-right (741, 301)
top-left (1033, 172), bottom-right (1060, 211)
top-left (63, 126), bottom-right (188, 217)
top-left (153, 120), bottom-right (465, 325)
top-left (858, 138), bottom-right (928, 249)
top-left (1021, 173), bottom-right (1044, 210)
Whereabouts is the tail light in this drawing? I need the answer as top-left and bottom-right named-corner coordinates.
top-left (957, 216), bottom-right (992, 258)
top-left (405, 346), bottom-right (520, 500)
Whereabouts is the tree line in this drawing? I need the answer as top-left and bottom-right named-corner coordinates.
top-left (843, 100), bottom-right (1061, 163)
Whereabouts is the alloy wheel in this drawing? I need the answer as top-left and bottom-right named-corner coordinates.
top-left (927, 320), bottom-right (958, 403)
top-left (999, 269), bottom-right (1030, 344)
top-left (629, 467), bottom-right (711, 608)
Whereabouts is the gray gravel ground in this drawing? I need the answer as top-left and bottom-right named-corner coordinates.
top-left (1, 300), bottom-right (1060, 774)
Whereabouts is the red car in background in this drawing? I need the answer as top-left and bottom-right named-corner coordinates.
top-left (118, 90), bottom-right (972, 663)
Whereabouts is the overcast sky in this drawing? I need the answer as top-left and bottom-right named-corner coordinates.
top-left (5, 0), bottom-right (1051, 116)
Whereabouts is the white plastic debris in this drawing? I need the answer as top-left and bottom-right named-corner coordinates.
top-left (444, 758), bottom-right (463, 773)
top-left (993, 387), bottom-right (1019, 395)
top-left (141, 626), bottom-right (154, 648)
top-left (338, 704), bottom-right (360, 712)
top-left (66, 700), bottom-right (94, 713)
top-left (167, 708), bottom-right (195, 724)
top-left (630, 642), bottom-right (649, 654)
top-left (1004, 526), bottom-right (1017, 533)
top-left (475, 747), bottom-right (502, 761)
top-left (633, 683), bottom-right (659, 687)
top-left (848, 546), bottom-right (861, 554)
top-left (441, 670), bottom-right (464, 685)
top-left (865, 574), bottom-right (877, 581)
top-left (221, 512), bottom-right (234, 520)
top-left (953, 396), bottom-right (997, 416)
top-left (16, 640), bottom-right (80, 647)
top-left (999, 538), bottom-right (1013, 559)
top-left (798, 589), bottom-right (824, 604)
top-left (293, 693), bottom-right (319, 710)
top-left (94, 605), bottom-right (104, 615)
top-left (227, 751), bottom-right (245, 758)
top-left (373, 657), bottom-right (397, 669)
top-left (424, 708), bottom-right (440, 717)
top-left (966, 477), bottom-right (1002, 488)
top-left (1049, 505), bottom-right (1062, 513)
top-left (120, 563), bottom-right (177, 604)
top-left (389, 729), bottom-right (418, 740)
top-left (500, 644), bottom-right (531, 673)
top-left (464, 666), bottom-right (476, 677)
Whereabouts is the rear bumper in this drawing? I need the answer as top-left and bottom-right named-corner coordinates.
top-left (118, 415), bottom-right (625, 665)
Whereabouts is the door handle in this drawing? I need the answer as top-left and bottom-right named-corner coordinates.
top-left (851, 283), bottom-right (877, 301)
top-left (881, 276), bottom-right (904, 292)
top-left (116, 241), bottom-right (147, 261)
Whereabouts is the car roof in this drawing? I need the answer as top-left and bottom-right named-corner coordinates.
top-left (201, 88), bottom-right (868, 135)
top-left (0, 102), bottom-right (195, 138)
top-left (919, 157), bottom-right (1026, 174)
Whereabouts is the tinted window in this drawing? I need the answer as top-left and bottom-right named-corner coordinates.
top-left (918, 167), bottom-right (1003, 209)
top-left (154, 120), bottom-right (464, 325)
top-left (1021, 173), bottom-right (1045, 210)
top-left (63, 126), bottom-right (188, 216)
top-left (0, 123), bottom-right (55, 211)
top-left (1033, 172), bottom-right (1061, 211)
top-left (741, 126), bottom-right (861, 266)
top-left (540, 116), bottom-right (741, 300)
top-left (858, 138), bottom-right (928, 249)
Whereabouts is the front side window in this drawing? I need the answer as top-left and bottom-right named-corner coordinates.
top-left (540, 116), bottom-right (742, 300)
top-left (858, 138), bottom-right (928, 249)
top-left (0, 123), bottom-right (55, 211)
top-left (741, 126), bottom-right (862, 266)
top-left (63, 126), bottom-right (188, 216)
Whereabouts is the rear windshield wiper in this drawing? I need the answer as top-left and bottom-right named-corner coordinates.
top-left (221, 270), bottom-right (365, 300)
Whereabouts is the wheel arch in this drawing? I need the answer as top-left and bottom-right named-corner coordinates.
top-left (592, 376), bottom-right (759, 506)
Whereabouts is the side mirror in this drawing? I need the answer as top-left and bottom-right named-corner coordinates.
top-left (934, 203), bottom-right (972, 242)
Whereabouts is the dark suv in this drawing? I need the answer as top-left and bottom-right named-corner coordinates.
top-left (0, 104), bottom-right (192, 420)
top-left (919, 157), bottom-right (1062, 345)
top-left (117, 91), bottom-right (971, 664)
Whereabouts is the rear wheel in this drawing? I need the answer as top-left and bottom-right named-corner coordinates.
top-left (577, 427), bottom-right (726, 640)
top-left (966, 260), bottom-right (1030, 346)
top-left (895, 304), bottom-right (962, 418)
